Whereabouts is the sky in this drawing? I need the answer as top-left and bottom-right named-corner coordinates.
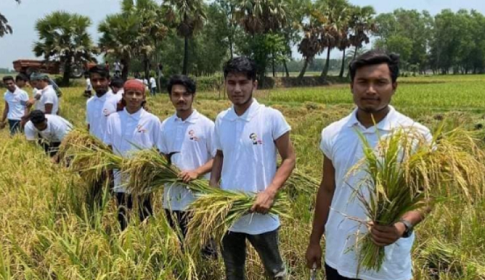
top-left (1, 0), bottom-right (485, 69)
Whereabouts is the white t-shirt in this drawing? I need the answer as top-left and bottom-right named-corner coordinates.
top-left (103, 108), bottom-right (163, 193)
top-left (320, 106), bottom-right (431, 280)
top-left (4, 87), bottom-right (29, 120)
top-left (160, 110), bottom-right (216, 211)
top-left (149, 77), bottom-right (156, 89)
top-left (85, 78), bottom-right (92, 91)
top-left (25, 115), bottom-right (72, 143)
top-left (86, 91), bottom-right (115, 141)
top-left (37, 85), bottom-right (59, 115)
top-left (214, 99), bottom-right (291, 235)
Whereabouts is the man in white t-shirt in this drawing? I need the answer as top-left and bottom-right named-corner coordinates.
top-left (104, 79), bottom-right (163, 230)
top-left (161, 75), bottom-right (215, 245)
top-left (86, 65), bottom-right (116, 141)
top-left (84, 74), bottom-right (93, 97)
top-left (305, 50), bottom-right (432, 280)
top-left (105, 78), bottom-right (125, 112)
top-left (31, 73), bottom-right (59, 115)
top-left (1, 76), bottom-right (29, 135)
top-left (25, 110), bottom-right (72, 159)
top-left (210, 57), bottom-right (296, 280)
top-left (149, 76), bottom-right (157, 95)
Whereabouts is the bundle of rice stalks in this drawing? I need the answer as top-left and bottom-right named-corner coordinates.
top-left (348, 125), bottom-right (485, 272)
top-left (186, 190), bottom-right (290, 255)
top-left (58, 129), bottom-right (123, 185)
top-left (122, 148), bottom-right (212, 195)
top-left (284, 169), bottom-right (320, 199)
top-left (123, 149), bottom-right (291, 254)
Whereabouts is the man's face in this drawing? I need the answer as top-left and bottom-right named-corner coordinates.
top-left (35, 80), bottom-right (48, 90)
top-left (30, 80), bottom-right (37, 89)
top-left (90, 73), bottom-right (110, 96)
top-left (34, 120), bottom-right (48, 131)
top-left (111, 86), bottom-right (121, 94)
top-left (16, 79), bottom-right (26, 89)
top-left (351, 63), bottom-right (397, 113)
top-left (225, 73), bottom-right (257, 106)
top-left (5, 80), bottom-right (16, 92)
top-left (170, 84), bottom-right (194, 112)
top-left (123, 89), bottom-right (145, 112)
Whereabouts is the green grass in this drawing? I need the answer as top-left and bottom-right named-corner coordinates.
top-left (1, 74), bottom-right (485, 279)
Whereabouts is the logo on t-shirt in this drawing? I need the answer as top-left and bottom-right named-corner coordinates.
top-left (249, 133), bottom-right (263, 145)
top-left (137, 124), bottom-right (147, 133)
top-left (103, 108), bottom-right (110, 116)
top-left (188, 129), bottom-right (199, 141)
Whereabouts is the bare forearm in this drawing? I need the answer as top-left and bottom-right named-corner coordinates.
top-left (267, 157), bottom-right (295, 194)
top-left (309, 186), bottom-right (334, 244)
top-left (209, 152), bottom-right (223, 187)
top-left (195, 159), bottom-right (214, 177)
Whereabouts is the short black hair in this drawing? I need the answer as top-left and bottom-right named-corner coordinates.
top-left (349, 50), bottom-right (400, 83)
top-left (88, 65), bottom-right (110, 79)
top-left (16, 73), bottom-right (29, 82)
top-left (110, 78), bottom-right (124, 88)
top-left (167, 75), bottom-right (196, 95)
top-left (2, 76), bottom-right (14, 83)
top-left (29, 110), bottom-right (46, 125)
top-left (223, 57), bottom-right (257, 81)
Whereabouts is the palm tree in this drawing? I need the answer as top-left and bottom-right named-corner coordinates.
top-left (297, 24), bottom-right (322, 78)
top-left (33, 11), bottom-right (96, 86)
top-left (314, 0), bottom-right (350, 78)
top-left (234, 0), bottom-right (288, 35)
top-left (0, 0), bottom-right (20, 37)
top-left (99, 0), bottom-right (167, 80)
top-left (162, 0), bottom-right (206, 75)
top-left (348, 5), bottom-right (376, 61)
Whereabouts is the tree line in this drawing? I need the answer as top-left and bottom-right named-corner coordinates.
top-left (3, 0), bottom-right (485, 85)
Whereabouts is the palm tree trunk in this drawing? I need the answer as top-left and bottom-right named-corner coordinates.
top-left (144, 53), bottom-right (150, 81)
top-left (121, 57), bottom-right (130, 81)
top-left (298, 58), bottom-right (310, 79)
top-left (283, 59), bottom-right (290, 78)
top-left (321, 47), bottom-right (331, 78)
top-left (272, 49), bottom-right (276, 77)
top-left (353, 45), bottom-right (359, 60)
top-left (339, 48), bottom-right (346, 78)
top-left (62, 55), bottom-right (72, 86)
top-left (183, 36), bottom-right (189, 75)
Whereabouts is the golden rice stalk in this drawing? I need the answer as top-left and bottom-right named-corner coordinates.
top-left (348, 125), bottom-right (485, 272)
top-left (185, 190), bottom-right (290, 255)
top-left (58, 129), bottom-right (123, 185)
top-left (284, 169), bottom-right (320, 199)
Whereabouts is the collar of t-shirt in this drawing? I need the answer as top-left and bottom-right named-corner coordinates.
top-left (346, 105), bottom-right (397, 133)
top-left (6, 86), bottom-right (21, 95)
top-left (123, 107), bottom-right (145, 120)
top-left (225, 98), bottom-right (262, 122)
top-left (173, 109), bottom-right (200, 124)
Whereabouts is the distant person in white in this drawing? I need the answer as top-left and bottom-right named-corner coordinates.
top-left (104, 78), bottom-right (125, 112)
top-left (84, 73), bottom-right (93, 97)
top-left (103, 79), bottom-right (163, 230)
top-left (161, 75), bottom-right (216, 246)
top-left (305, 50), bottom-right (432, 280)
top-left (149, 75), bottom-right (157, 95)
top-left (30, 73), bottom-right (59, 115)
top-left (210, 57), bottom-right (296, 280)
top-left (86, 65), bottom-right (116, 141)
top-left (1, 76), bottom-right (29, 135)
top-left (24, 110), bottom-right (72, 160)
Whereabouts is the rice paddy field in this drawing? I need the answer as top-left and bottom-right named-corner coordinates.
top-left (1, 75), bottom-right (485, 279)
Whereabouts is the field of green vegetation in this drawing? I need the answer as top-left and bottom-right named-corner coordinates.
top-left (1, 75), bottom-right (485, 279)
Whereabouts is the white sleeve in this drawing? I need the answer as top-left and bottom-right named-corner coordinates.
top-left (320, 128), bottom-right (333, 160)
top-left (270, 109), bottom-right (291, 140)
top-left (206, 121), bottom-right (217, 157)
top-left (43, 91), bottom-right (56, 105)
top-left (85, 101), bottom-right (90, 125)
top-left (213, 117), bottom-right (223, 151)
top-left (54, 123), bottom-right (70, 141)
top-left (153, 118), bottom-right (164, 152)
top-left (24, 122), bottom-right (36, 141)
top-left (158, 121), bottom-right (169, 154)
top-left (103, 116), bottom-right (113, 145)
top-left (21, 91), bottom-right (29, 102)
